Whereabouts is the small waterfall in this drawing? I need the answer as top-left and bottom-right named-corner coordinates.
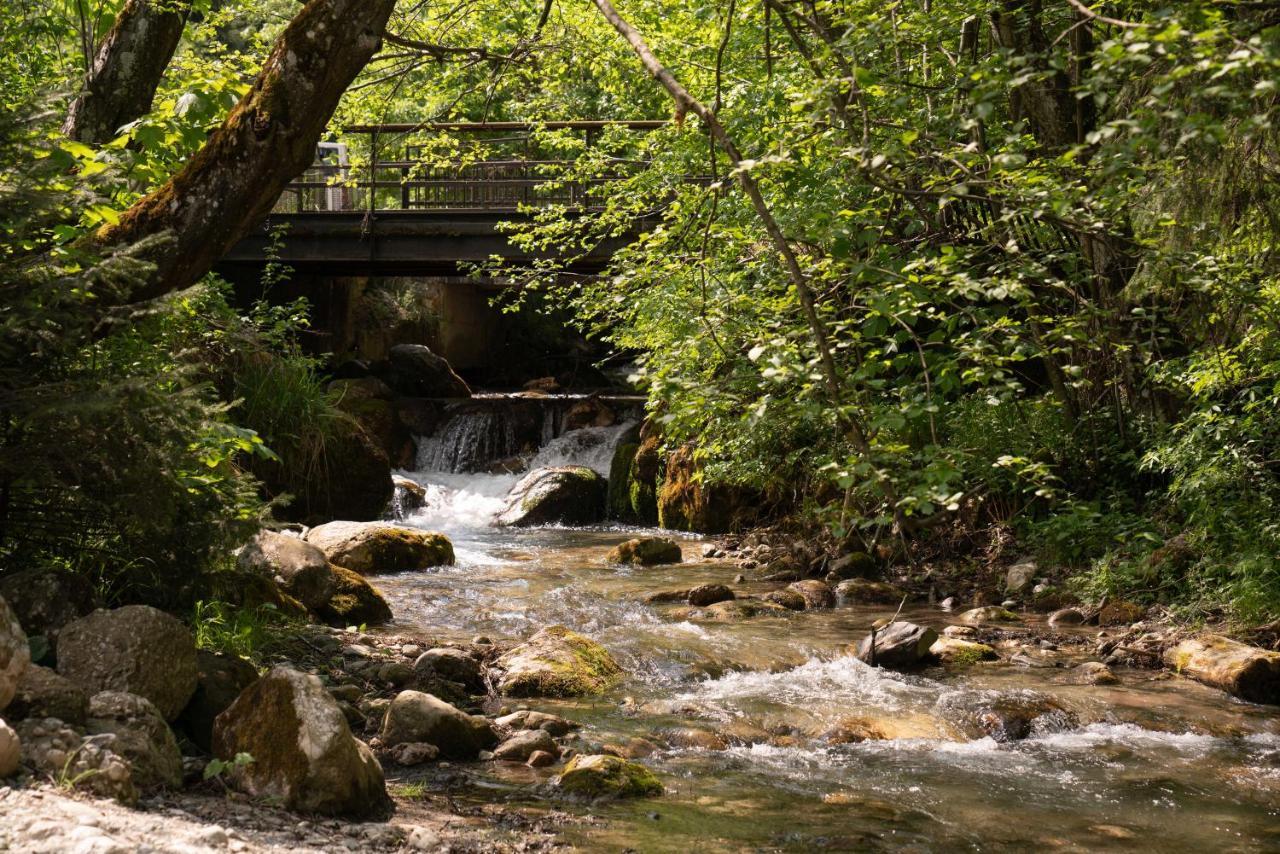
top-left (402, 393), bottom-right (641, 529)
top-left (415, 408), bottom-right (520, 473)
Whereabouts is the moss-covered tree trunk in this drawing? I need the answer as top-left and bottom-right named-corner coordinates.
top-left (63, 0), bottom-right (193, 144)
top-left (96, 0), bottom-right (397, 302)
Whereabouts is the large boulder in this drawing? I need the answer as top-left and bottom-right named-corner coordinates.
top-left (787, 580), bottom-right (835, 610)
top-left (1164, 635), bottom-right (1280, 705)
top-left (607, 537), bottom-right (682, 566)
top-left (958, 606), bottom-right (1021, 626)
top-left (493, 728), bottom-right (558, 762)
top-left (379, 691), bottom-right (497, 759)
top-left (0, 568), bottom-right (97, 653)
top-left (264, 415), bottom-right (394, 524)
top-left (555, 754), bottom-right (662, 799)
top-left (825, 551), bottom-right (877, 581)
top-left (0, 594), bottom-right (29, 711)
top-left (6, 664), bottom-right (88, 725)
top-left (86, 691), bottom-right (183, 790)
top-left (176, 651), bottom-right (260, 752)
top-left (237, 530), bottom-right (337, 611)
top-left (690, 598), bottom-right (791, 621)
top-left (314, 566), bottom-right (393, 628)
top-left (497, 467), bottom-right (607, 527)
top-left (305, 521), bottom-right (454, 575)
top-left (0, 718), bottom-right (18, 777)
top-left (386, 344), bottom-right (472, 398)
top-left (493, 626), bottom-right (622, 697)
top-left (212, 667), bottom-right (388, 817)
top-left (855, 622), bottom-right (939, 670)
top-left (929, 636), bottom-right (998, 665)
top-left (56, 606), bottom-right (197, 722)
top-left (331, 377), bottom-right (415, 468)
top-left (413, 648), bottom-right (485, 694)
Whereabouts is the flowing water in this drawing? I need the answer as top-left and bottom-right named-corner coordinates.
top-left (374, 399), bottom-right (1280, 852)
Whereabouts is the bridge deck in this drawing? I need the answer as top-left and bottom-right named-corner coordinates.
top-left (220, 121), bottom-right (673, 277)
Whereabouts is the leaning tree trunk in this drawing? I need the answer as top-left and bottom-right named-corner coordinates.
top-left (95, 0), bottom-right (398, 302)
top-left (63, 0), bottom-right (194, 144)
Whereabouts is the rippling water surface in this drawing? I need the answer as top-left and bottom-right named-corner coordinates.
top-left (371, 455), bottom-right (1280, 852)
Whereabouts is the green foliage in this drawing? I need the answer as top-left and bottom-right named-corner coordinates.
top-left (191, 598), bottom-right (288, 661)
top-left (204, 751), bottom-right (255, 782)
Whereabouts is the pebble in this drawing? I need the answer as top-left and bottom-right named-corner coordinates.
top-left (340, 644), bottom-right (374, 659)
top-left (400, 644), bottom-right (422, 658)
top-left (472, 635), bottom-right (492, 645)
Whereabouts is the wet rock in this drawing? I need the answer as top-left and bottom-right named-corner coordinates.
top-left (527, 749), bottom-right (557, 768)
top-left (237, 529), bottom-right (337, 611)
top-left (1004, 559), bottom-right (1038, 595)
top-left (826, 551), bottom-right (877, 580)
top-left (563, 398), bottom-right (616, 430)
top-left (0, 568), bottom-right (97, 654)
top-left (835, 579), bottom-right (905, 605)
top-left (939, 596), bottom-right (956, 611)
top-left (937, 690), bottom-right (1076, 742)
top-left (693, 599), bottom-right (791, 621)
top-left (413, 648), bottom-right (485, 694)
top-left (388, 741), bottom-right (439, 766)
top-left (818, 713), bottom-right (957, 743)
top-left (942, 625), bottom-right (977, 639)
top-left (495, 709), bottom-right (579, 737)
top-left (1072, 661), bottom-right (1119, 685)
top-left (958, 606), bottom-right (1021, 626)
top-left (856, 621), bottom-right (938, 669)
top-left (498, 466), bottom-right (607, 527)
top-left (494, 728), bottom-right (559, 762)
top-left (386, 344), bottom-right (471, 398)
top-left (687, 584), bottom-right (734, 607)
top-left (643, 589), bottom-right (691, 604)
top-left (212, 667), bottom-right (388, 816)
top-left (391, 475), bottom-right (428, 517)
top-left (86, 691), bottom-right (183, 790)
top-left (378, 661), bottom-right (415, 688)
top-left (56, 606), bottom-right (197, 721)
top-left (1049, 607), bottom-right (1087, 626)
top-left (761, 588), bottom-right (807, 611)
top-left (493, 626), bottom-right (622, 697)
top-left (660, 727), bottom-right (727, 750)
top-left (0, 595), bottom-right (30, 712)
top-left (331, 378), bottom-right (415, 469)
top-left (305, 521), bottom-right (454, 575)
top-left (555, 754), bottom-right (663, 799)
top-left (603, 737), bottom-right (659, 759)
top-left (316, 565), bottom-right (394, 627)
top-left (607, 537), bottom-right (682, 566)
top-left (787, 580), bottom-right (836, 609)
top-left (1164, 635), bottom-right (1280, 705)
top-left (17, 717), bottom-right (137, 803)
top-left (1098, 600), bottom-right (1145, 625)
top-left (0, 717), bottom-right (18, 777)
top-left (930, 636), bottom-right (998, 665)
top-left (7, 664), bottom-right (88, 725)
top-left (176, 651), bottom-right (260, 752)
top-left (380, 690), bottom-right (497, 759)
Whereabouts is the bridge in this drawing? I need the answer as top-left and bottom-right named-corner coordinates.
top-left (217, 121), bottom-right (674, 278)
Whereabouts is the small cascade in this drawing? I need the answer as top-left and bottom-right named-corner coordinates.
top-left (415, 408), bottom-right (520, 473)
top-left (402, 392), bottom-right (641, 529)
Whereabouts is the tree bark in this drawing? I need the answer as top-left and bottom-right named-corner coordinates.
top-left (63, 0), bottom-right (193, 144)
top-left (989, 0), bottom-right (1077, 150)
top-left (95, 0), bottom-right (397, 302)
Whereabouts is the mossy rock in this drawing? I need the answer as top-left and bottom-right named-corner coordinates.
top-left (655, 445), bottom-right (756, 534)
top-left (608, 537), bottom-right (682, 566)
top-left (607, 442), bottom-right (640, 521)
top-left (305, 521), bottom-right (454, 575)
top-left (494, 625), bottom-right (622, 697)
top-left (958, 606), bottom-right (1021, 626)
top-left (330, 379), bottom-right (414, 468)
top-left (834, 579), bottom-right (905, 605)
top-left (316, 566), bottom-right (393, 627)
top-left (497, 466), bottom-right (607, 527)
top-left (929, 636), bottom-right (998, 665)
top-left (555, 754), bottom-right (663, 799)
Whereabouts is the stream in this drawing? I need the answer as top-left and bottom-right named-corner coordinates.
top-left (373, 397), bottom-right (1280, 852)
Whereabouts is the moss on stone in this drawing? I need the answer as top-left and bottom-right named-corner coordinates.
top-left (556, 754), bottom-right (663, 799)
top-left (607, 442), bottom-right (640, 521)
top-left (316, 565), bottom-right (392, 627)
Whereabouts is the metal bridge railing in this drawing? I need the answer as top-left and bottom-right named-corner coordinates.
top-left (273, 121), bottom-right (672, 215)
